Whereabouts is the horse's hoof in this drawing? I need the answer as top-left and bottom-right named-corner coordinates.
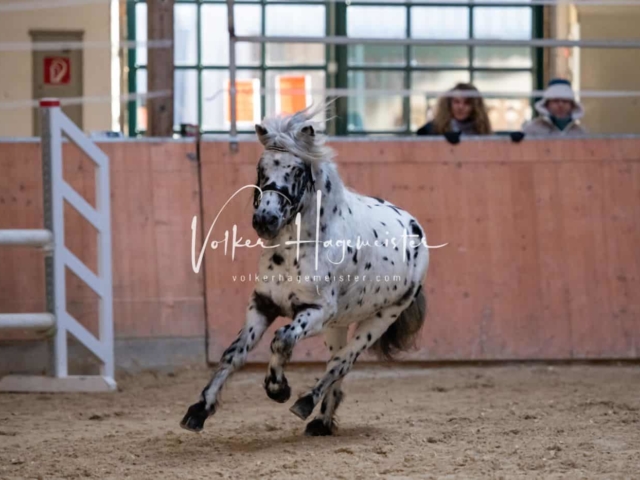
top-left (290, 394), bottom-right (315, 420)
top-left (266, 381), bottom-right (291, 403)
top-left (179, 401), bottom-right (210, 433)
top-left (305, 418), bottom-right (334, 436)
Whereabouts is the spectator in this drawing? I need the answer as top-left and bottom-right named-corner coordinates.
top-left (523, 79), bottom-right (586, 136)
top-left (416, 83), bottom-right (492, 136)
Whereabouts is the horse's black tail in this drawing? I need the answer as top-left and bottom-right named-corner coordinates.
top-left (370, 285), bottom-right (427, 361)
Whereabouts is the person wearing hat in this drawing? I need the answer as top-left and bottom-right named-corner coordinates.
top-left (522, 79), bottom-right (586, 136)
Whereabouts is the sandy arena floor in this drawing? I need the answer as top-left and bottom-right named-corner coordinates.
top-left (1, 364), bottom-right (639, 480)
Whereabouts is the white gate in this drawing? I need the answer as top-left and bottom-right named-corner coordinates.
top-left (0, 99), bottom-right (115, 392)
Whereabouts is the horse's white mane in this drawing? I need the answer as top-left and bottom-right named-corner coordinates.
top-left (257, 103), bottom-right (336, 165)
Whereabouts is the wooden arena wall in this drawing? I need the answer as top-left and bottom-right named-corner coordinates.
top-left (1, 137), bottom-right (639, 369)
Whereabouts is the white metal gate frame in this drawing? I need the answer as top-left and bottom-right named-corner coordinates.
top-left (0, 98), bottom-right (115, 392)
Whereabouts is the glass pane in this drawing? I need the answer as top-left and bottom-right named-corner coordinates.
top-left (473, 8), bottom-right (532, 39)
top-left (136, 69), bottom-right (147, 132)
top-left (135, 2), bottom-right (147, 66)
top-left (265, 70), bottom-right (326, 127)
top-left (266, 5), bottom-right (325, 37)
top-left (473, 71), bottom-right (531, 94)
top-left (175, 4), bottom-right (197, 66)
top-left (411, 46), bottom-right (468, 67)
top-left (201, 5), bottom-right (262, 66)
top-left (410, 70), bottom-right (471, 130)
top-left (411, 7), bottom-right (469, 39)
top-left (174, 69), bottom-right (198, 130)
top-left (202, 70), bottom-right (262, 131)
top-left (473, 71), bottom-right (533, 131)
top-left (484, 98), bottom-right (533, 131)
top-left (348, 71), bottom-right (405, 132)
top-left (347, 7), bottom-right (406, 39)
top-left (348, 45), bottom-right (405, 67)
top-left (266, 44), bottom-right (325, 66)
top-left (474, 47), bottom-right (532, 68)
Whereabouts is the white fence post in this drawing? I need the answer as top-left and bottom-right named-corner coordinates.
top-left (0, 98), bottom-right (116, 393)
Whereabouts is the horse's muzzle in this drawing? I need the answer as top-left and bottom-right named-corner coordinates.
top-left (252, 212), bottom-right (280, 239)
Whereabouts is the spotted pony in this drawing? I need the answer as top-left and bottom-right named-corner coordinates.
top-left (180, 104), bottom-right (430, 436)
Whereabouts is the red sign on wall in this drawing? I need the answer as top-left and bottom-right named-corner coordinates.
top-left (43, 57), bottom-right (71, 85)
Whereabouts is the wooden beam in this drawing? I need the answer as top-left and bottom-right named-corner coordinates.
top-left (147, 0), bottom-right (174, 137)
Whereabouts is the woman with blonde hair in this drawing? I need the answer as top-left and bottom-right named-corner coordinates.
top-left (416, 82), bottom-right (492, 137)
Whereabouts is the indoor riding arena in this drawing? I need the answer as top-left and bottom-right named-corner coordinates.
top-left (1, 1), bottom-right (639, 479)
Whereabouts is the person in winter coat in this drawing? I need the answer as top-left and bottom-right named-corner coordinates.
top-left (523, 79), bottom-right (586, 136)
top-left (416, 83), bottom-right (492, 137)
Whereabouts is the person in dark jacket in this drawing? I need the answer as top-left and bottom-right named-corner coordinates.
top-left (417, 82), bottom-right (492, 136)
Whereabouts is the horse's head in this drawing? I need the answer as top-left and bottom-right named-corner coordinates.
top-left (251, 123), bottom-right (317, 240)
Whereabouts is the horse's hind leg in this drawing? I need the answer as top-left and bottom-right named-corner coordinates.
top-left (290, 302), bottom-right (410, 421)
top-left (305, 327), bottom-right (348, 436)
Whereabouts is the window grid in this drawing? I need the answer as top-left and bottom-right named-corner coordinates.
top-left (127, 0), bottom-right (541, 136)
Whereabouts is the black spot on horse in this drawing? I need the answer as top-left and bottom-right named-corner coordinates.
top-left (373, 229), bottom-right (378, 239)
top-left (365, 262), bottom-right (372, 270)
top-left (353, 250), bottom-right (358, 264)
top-left (320, 207), bottom-right (324, 217)
top-left (388, 205), bottom-right (402, 215)
top-left (333, 206), bottom-right (338, 214)
top-left (292, 302), bottom-right (321, 317)
top-left (371, 196), bottom-right (385, 204)
top-left (409, 219), bottom-right (423, 246)
top-left (253, 292), bottom-right (282, 323)
top-left (272, 253), bottom-right (284, 265)
top-left (325, 179), bottom-right (332, 193)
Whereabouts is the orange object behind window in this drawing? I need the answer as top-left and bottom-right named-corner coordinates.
top-left (276, 75), bottom-right (309, 115)
top-left (225, 78), bottom-right (260, 125)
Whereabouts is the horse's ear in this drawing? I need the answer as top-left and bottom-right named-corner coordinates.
top-left (255, 124), bottom-right (269, 145)
top-left (301, 125), bottom-right (315, 137)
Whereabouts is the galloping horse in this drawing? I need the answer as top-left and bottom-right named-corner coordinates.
top-left (181, 104), bottom-right (430, 436)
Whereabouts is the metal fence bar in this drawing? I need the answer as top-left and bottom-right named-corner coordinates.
top-left (235, 35), bottom-right (640, 49)
top-left (0, 314), bottom-right (55, 330)
top-left (0, 229), bottom-right (53, 247)
top-left (227, 0), bottom-right (239, 152)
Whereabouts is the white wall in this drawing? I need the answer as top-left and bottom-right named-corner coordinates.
top-left (0, 3), bottom-right (112, 137)
top-left (577, 6), bottom-right (640, 134)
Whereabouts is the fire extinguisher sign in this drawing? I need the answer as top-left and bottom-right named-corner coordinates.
top-left (44, 57), bottom-right (71, 85)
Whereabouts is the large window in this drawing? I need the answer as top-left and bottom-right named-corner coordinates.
top-left (128, 1), bottom-right (541, 136)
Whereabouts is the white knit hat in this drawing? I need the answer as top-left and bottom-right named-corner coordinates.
top-left (535, 79), bottom-right (584, 119)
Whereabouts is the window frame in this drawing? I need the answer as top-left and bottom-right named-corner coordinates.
top-left (337, 1), bottom-right (543, 135)
top-left (127, 0), bottom-right (543, 137)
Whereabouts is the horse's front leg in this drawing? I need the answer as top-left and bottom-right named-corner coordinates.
top-left (180, 291), bottom-right (281, 432)
top-left (264, 304), bottom-right (332, 403)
